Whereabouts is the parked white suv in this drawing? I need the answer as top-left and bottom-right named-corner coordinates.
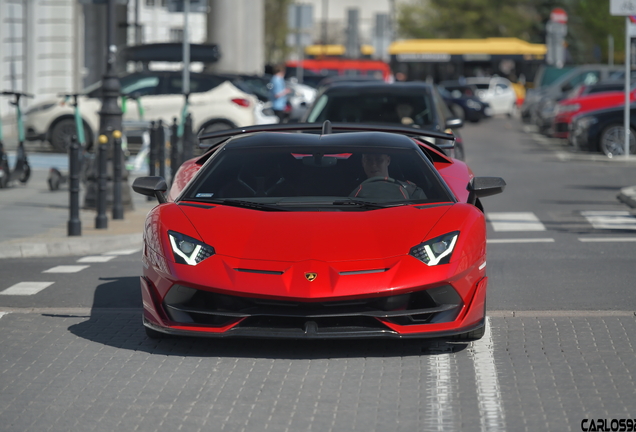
top-left (465, 77), bottom-right (517, 116)
top-left (24, 71), bottom-right (259, 152)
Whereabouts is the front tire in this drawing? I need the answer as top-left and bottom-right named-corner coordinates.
top-left (0, 158), bottom-right (9, 188)
top-left (599, 124), bottom-right (636, 158)
top-left (49, 119), bottom-right (92, 153)
top-left (19, 162), bottom-right (31, 184)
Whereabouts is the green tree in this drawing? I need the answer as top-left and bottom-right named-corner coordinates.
top-left (396, 0), bottom-right (627, 65)
top-left (265, 0), bottom-right (294, 66)
top-left (397, 0), bottom-right (537, 40)
top-left (568, 0), bottom-right (625, 64)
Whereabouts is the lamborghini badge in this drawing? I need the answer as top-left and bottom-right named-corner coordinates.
top-left (305, 272), bottom-right (317, 282)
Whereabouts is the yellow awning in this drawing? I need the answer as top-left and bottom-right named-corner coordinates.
top-left (305, 44), bottom-right (375, 56)
top-left (389, 38), bottom-right (547, 56)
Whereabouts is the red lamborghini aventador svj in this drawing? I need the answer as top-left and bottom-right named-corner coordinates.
top-left (132, 122), bottom-right (505, 341)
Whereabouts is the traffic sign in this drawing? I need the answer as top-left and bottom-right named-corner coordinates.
top-left (550, 8), bottom-right (568, 24)
top-left (610, 0), bottom-right (636, 16)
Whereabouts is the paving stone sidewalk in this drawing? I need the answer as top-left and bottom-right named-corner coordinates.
top-left (0, 312), bottom-right (634, 432)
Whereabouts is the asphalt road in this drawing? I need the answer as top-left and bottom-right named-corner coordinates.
top-left (1, 117), bottom-right (635, 432)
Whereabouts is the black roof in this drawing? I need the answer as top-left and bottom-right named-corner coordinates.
top-left (122, 43), bottom-right (221, 64)
top-left (323, 81), bottom-right (433, 91)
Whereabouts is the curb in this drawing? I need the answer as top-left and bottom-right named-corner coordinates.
top-left (0, 233), bottom-right (143, 259)
top-left (618, 186), bottom-right (636, 209)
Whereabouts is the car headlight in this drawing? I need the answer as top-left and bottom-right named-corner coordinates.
top-left (168, 231), bottom-right (215, 265)
top-left (24, 103), bottom-right (56, 115)
top-left (409, 231), bottom-right (459, 266)
top-left (466, 99), bottom-right (482, 110)
top-left (574, 116), bottom-right (598, 130)
top-left (540, 100), bottom-right (555, 114)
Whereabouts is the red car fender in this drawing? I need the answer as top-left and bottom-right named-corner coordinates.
top-left (143, 203), bottom-right (202, 266)
top-left (436, 159), bottom-right (475, 203)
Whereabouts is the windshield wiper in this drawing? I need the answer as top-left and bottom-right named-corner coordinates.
top-left (218, 199), bottom-right (290, 211)
top-left (332, 199), bottom-right (400, 209)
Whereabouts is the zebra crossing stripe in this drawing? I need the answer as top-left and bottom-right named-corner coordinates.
top-left (486, 212), bottom-right (546, 232)
top-left (581, 211), bottom-right (636, 230)
top-left (43, 265), bottom-right (89, 274)
top-left (103, 248), bottom-right (141, 256)
top-left (77, 256), bottom-right (116, 263)
top-left (488, 238), bottom-right (554, 244)
top-left (1, 282), bottom-right (55, 296)
top-left (579, 237), bottom-right (636, 242)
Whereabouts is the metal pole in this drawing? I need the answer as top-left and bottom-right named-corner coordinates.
top-left (95, 133), bottom-right (109, 229)
top-left (67, 135), bottom-right (81, 236)
top-left (609, 34), bottom-right (614, 66)
top-left (296, 5), bottom-right (303, 84)
top-left (112, 130), bottom-right (123, 220)
top-left (625, 17), bottom-right (631, 159)
top-left (183, 0), bottom-right (190, 95)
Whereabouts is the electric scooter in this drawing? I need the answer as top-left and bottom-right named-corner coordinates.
top-left (0, 91), bottom-right (34, 188)
top-left (47, 93), bottom-right (87, 191)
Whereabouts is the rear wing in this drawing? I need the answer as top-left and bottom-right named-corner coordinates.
top-left (198, 122), bottom-right (456, 153)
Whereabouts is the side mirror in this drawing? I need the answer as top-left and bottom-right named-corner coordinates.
top-left (466, 177), bottom-right (506, 205)
top-left (132, 176), bottom-right (168, 204)
top-left (446, 117), bottom-right (463, 129)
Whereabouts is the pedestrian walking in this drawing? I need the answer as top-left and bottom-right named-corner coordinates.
top-left (270, 64), bottom-right (291, 123)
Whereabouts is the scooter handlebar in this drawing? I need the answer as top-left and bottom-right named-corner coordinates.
top-left (1, 91), bottom-right (34, 98)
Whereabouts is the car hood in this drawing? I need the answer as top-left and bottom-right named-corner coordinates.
top-left (179, 203), bottom-right (452, 262)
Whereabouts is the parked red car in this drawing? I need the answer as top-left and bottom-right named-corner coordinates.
top-left (552, 84), bottom-right (636, 139)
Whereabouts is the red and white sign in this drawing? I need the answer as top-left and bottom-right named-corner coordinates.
top-left (550, 7), bottom-right (568, 24)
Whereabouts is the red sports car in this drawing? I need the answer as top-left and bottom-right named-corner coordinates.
top-left (132, 122), bottom-right (505, 341)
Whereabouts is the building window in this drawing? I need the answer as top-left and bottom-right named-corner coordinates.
top-left (170, 28), bottom-right (184, 42)
top-left (145, 0), bottom-right (155, 6)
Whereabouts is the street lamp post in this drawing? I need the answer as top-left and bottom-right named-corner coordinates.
top-left (94, 0), bottom-right (123, 228)
top-left (100, 0), bottom-right (122, 145)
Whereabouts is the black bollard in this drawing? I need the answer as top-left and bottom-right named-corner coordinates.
top-left (148, 120), bottom-right (157, 177)
top-left (170, 117), bottom-right (179, 184)
top-left (147, 121), bottom-right (157, 201)
top-left (157, 119), bottom-right (166, 180)
top-left (112, 129), bottom-right (123, 220)
top-left (183, 113), bottom-right (194, 161)
top-left (67, 135), bottom-right (81, 236)
top-left (95, 133), bottom-right (109, 229)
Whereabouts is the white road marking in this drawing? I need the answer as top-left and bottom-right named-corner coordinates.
top-left (1, 282), bottom-right (55, 296)
top-left (43, 265), bottom-right (90, 273)
top-left (77, 256), bottom-right (116, 263)
top-left (103, 248), bottom-right (141, 256)
top-left (487, 212), bottom-right (546, 232)
top-left (0, 312), bottom-right (8, 319)
top-left (579, 237), bottom-right (636, 242)
top-left (581, 211), bottom-right (636, 230)
top-left (487, 238), bottom-right (554, 244)
top-left (469, 318), bottom-right (505, 431)
top-left (425, 352), bottom-right (454, 431)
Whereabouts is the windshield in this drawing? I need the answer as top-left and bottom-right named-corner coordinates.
top-left (305, 90), bottom-right (435, 127)
top-left (182, 145), bottom-right (453, 210)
